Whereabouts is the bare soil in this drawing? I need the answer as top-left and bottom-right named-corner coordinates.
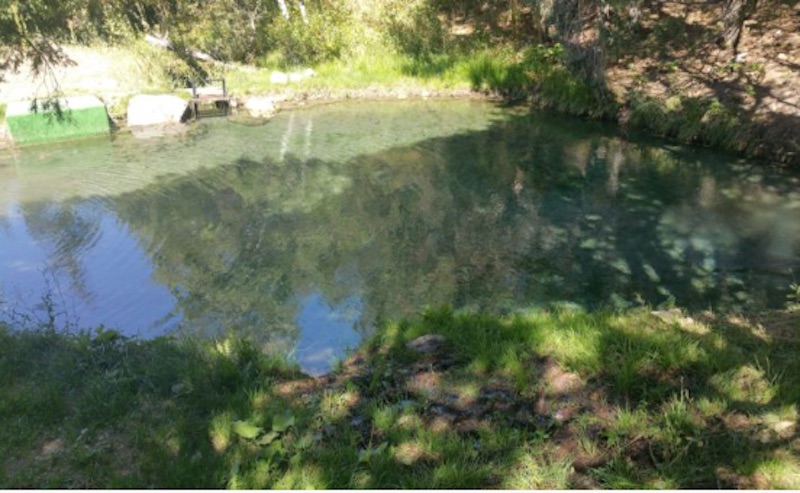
top-left (605, 0), bottom-right (800, 164)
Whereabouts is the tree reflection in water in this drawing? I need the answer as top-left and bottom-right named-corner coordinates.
top-left (1, 102), bottom-right (799, 374)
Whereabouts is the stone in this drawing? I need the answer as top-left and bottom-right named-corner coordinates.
top-left (243, 96), bottom-right (277, 118)
top-left (270, 71), bottom-right (289, 84)
top-left (778, 53), bottom-right (789, 62)
top-left (651, 308), bottom-right (696, 329)
top-left (406, 334), bottom-right (445, 353)
top-left (290, 69), bottom-right (314, 82)
top-left (127, 94), bottom-right (189, 127)
top-left (272, 68), bottom-right (316, 84)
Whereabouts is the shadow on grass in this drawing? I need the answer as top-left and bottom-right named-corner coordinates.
top-left (2, 306), bottom-right (799, 488)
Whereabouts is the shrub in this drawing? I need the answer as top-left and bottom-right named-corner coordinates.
top-left (262, 2), bottom-right (357, 66)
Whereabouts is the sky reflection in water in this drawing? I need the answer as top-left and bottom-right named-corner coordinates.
top-left (1, 100), bottom-right (799, 374)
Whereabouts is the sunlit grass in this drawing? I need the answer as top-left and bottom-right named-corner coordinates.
top-left (503, 445), bottom-right (573, 489)
top-left (220, 45), bottom-right (524, 97)
top-left (2, 303), bottom-right (800, 488)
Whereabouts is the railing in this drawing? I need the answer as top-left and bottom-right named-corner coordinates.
top-left (189, 78), bottom-right (228, 100)
top-left (188, 78), bottom-right (230, 119)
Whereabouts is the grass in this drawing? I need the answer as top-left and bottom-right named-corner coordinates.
top-left (626, 93), bottom-right (746, 150)
top-left (221, 48), bottom-right (486, 96)
top-left (2, 305), bottom-right (799, 488)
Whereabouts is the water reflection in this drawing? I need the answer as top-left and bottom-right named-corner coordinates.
top-left (295, 292), bottom-right (363, 376)
top-left (1, 101), bottom-right (799, 374)
top-left (0, 202), bottom-right (177, 335)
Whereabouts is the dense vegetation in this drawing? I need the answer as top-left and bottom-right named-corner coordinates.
top-left (2, 0), bottom-right (797, 164)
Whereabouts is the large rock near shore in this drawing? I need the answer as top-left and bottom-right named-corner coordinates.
top-left (127, 94), bottom-right (189, 126)
top-left (243, 96), bottom-right (277, 118)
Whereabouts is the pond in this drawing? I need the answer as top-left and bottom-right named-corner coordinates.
top-left (1, 100), bottom-right (799, 374)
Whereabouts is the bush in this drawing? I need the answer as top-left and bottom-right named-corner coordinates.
top-left (627, 94), bottom-right (745, 150)
top-left (262, 2), bottom-right (356, 66)
top-left (378, 0), bottom-right (448, 58)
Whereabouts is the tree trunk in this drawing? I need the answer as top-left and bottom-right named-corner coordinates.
top-left (297, 0), bottom-right (308, 24)
top-left (276, 0), bottom-right (290, 20)
top-left (722, 0), bottom-right (758, 54)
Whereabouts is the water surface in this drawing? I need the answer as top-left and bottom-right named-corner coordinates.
top-left (1, 100), bottom-right (799, 374)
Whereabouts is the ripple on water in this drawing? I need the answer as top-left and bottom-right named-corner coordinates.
top-left (1, 100), bottom-right (799, 376)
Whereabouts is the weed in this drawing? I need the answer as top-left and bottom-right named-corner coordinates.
top-left (3, 302), bottom-right (800, 488)
top-left (786, 280), bottom-right (800, 311)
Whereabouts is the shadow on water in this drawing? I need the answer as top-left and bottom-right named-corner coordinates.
top-left (2, 103), bottom-right (800, 488)
top-left (1, 103), bottom-right (800, 373)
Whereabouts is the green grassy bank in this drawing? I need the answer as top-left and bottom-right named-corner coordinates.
top-left (186, 42), bottom-right (799, 167)
top-left (2, 306), bottom-right (799, 488)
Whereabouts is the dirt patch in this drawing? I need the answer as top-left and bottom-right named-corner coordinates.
top-left (607, 0), bottom-right (800, 165)
top-left (39, 438), bottom-right (66, 458)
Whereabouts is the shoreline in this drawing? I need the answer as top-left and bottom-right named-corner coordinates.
top-left (2, 82), bottom-right (797, 169)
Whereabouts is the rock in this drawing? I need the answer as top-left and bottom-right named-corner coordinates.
top-left (271, 68), bottom-right (316, 84)
top-left (406, 334), bottom-right (445, 353)
top-left (270, 71), bottom-right (289, 84)
top-left (289, 68), bottom-right (316, 82)
top-left (127, 94), bottom-right (189, 127)
top-left (778, 53), bottom-right (789, 62)
top-left (735, 52), bottom-right (748, 63)
top-left (243, 96), bottom-right (277, 118)
top-left (651, 308), bottom-right (695, 327)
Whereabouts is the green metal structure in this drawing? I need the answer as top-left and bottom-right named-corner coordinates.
top-left (5, 95), bottom-right (110, 146)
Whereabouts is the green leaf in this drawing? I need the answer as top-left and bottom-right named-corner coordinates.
top-left (232, 420), bottom-right (263, 439)
top-left (296, 433), bottom-right (313, 450)
top-left (266, 441), bottom-right (285, 459)
top-left (272, 411), bottom-right (295, 432)
top-left (257, 431), bottom-right (280, 446)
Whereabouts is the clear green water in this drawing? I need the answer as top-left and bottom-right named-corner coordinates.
top-left (1, 100), bottom-right (799, 374)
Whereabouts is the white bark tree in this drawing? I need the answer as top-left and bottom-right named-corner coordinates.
top-left (275, 0), bottom-right (308, 24)
top-left (276, 0), bottom-right (290, 19)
